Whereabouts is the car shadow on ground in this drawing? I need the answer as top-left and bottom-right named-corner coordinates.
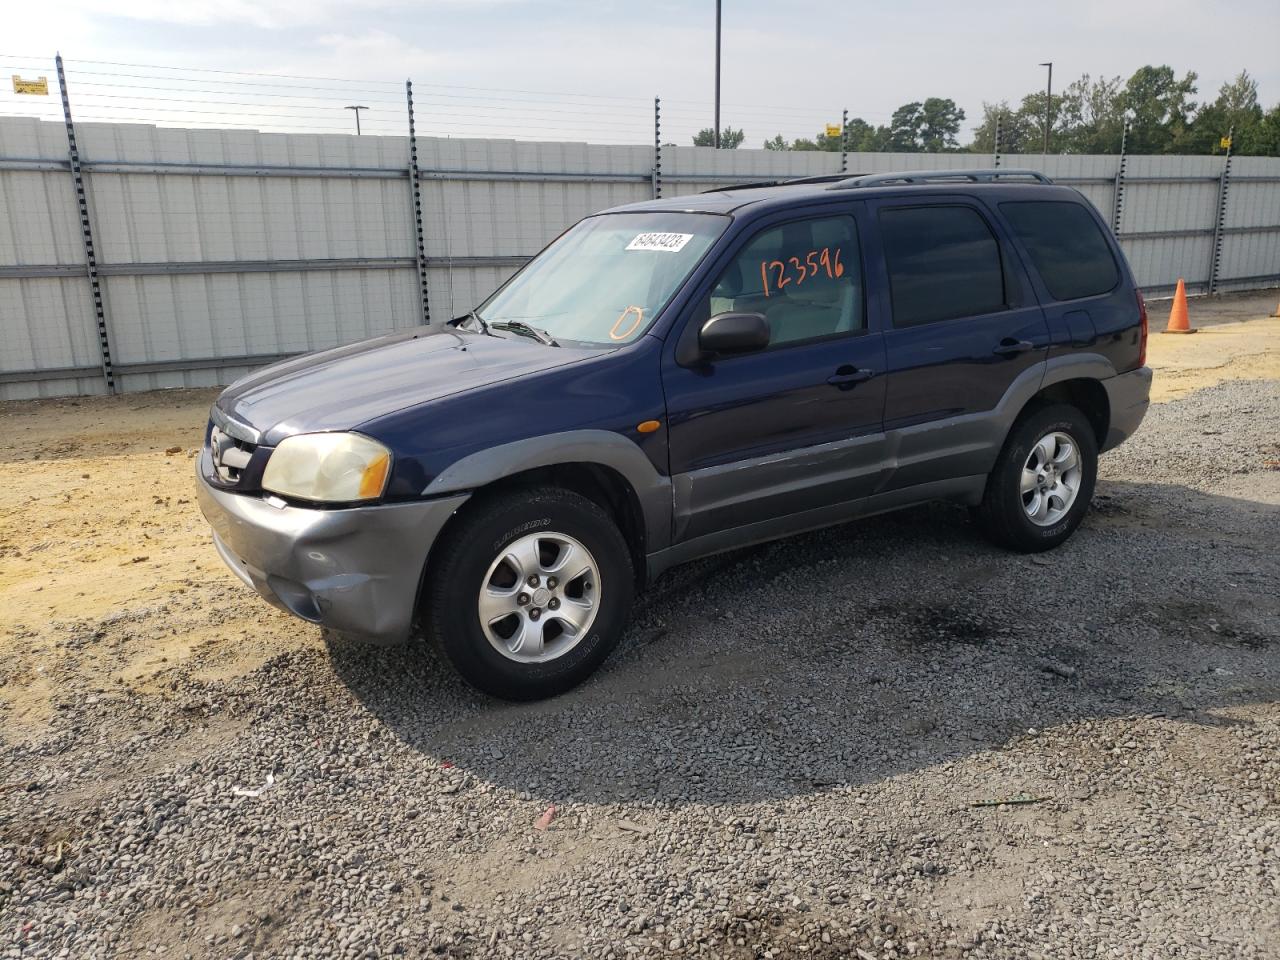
top-left (323, 478), bottom-right (1280, 807)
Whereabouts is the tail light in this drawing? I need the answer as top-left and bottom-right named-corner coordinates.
top-left (1136, 289), bottom-right (1149, 368)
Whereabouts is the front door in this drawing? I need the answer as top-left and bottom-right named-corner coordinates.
top-left (662, 208), bottom-right (888, 543)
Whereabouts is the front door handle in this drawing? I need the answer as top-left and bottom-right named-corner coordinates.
top-left (993, 339), bottom-right (1035, 356)
top-left (827, 366), bottom-right (876, 389)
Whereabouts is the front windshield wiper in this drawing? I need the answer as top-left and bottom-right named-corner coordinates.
top-left (452, 310), bottom-right (491, 336)
top-left (489, 320), bottom-right (560, 347)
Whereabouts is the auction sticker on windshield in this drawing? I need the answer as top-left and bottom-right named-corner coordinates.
top-left (625, 232), bottom-right (694, 253)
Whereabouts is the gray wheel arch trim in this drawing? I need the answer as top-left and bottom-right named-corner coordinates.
top-left (422, 429), bottom-right (673, 553)
top-left (993, 353), bottom-right (1120, 433)
top-left (1039, 352), bottom-right (1118, 389)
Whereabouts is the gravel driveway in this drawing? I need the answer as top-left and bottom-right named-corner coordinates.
top-left (2, 321), bottom-right (1278, 959)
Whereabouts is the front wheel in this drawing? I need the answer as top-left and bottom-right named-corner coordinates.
top-left (976, 403), bottom-right (1098, 552)
top-left (424, 487), bottom-right (634, 700)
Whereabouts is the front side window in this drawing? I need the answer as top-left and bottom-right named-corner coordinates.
top-left (477, 212), bottom-right (728, 347)
top-left (1000, 200), bottom-right (1120, 302)
top-left (706, 215), bottom-right (864, 347)
top-left (880, 205), bottom-right (1007, 328)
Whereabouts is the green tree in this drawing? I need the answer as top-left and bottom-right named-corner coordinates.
top-left (843, 117), bottom-right (877, 151)
top-left (969, 101), bottom-right (1036, 154)
top-left (882, 99), bottom-right (964, 151)
top-left (692, 126), bottom-right (745, 149)
top-left (764, 118), bottom-right (884, 153)
top-left (1238, 102), bottom-right (1280, 155)
top-left (888, 102), bottom-right (925, 151)
top-left (1016, 90), bottom-right (1069, 153)
top-left (1185, 71), bottom-right (1264, 154)
top-left (809, 117), bottom-right (891, 152)
top-left (919, 98), bottom-right (966, 151)
top-left (1121, 65), bottom-right (1198, 153)
top-left (1054, 74), bottom-right (1126, 153)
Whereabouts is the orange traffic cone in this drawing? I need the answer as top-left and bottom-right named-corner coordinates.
top-left (1163, 278), bottom-right (1196, 334)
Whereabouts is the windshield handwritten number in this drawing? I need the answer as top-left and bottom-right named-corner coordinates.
top-left (760, 246), bottom-right (844, 296)
top-left (610, 305), bottom-right (645, 341)
top-left (760, 260), bottom-right (790, 298)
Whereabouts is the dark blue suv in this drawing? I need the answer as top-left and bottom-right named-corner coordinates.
top-left (197, 168), bottom-right (1152, 700)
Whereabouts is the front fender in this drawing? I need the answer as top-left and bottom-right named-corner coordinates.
top-left (422, 429), bottom-right (673, 553)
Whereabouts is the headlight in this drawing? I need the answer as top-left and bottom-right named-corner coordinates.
top-left (262, 432), bottom-right (392, 503)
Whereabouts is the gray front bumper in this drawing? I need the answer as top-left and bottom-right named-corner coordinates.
top-left (1101, 366), bottom-right (1153, 452)
top-left (195, 456), bottom-right (469, 645)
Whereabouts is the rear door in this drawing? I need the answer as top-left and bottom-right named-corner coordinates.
top-left (868, 197), bottom-right (1049, 489)
top-left (661, 205), bottom-right (888, 543)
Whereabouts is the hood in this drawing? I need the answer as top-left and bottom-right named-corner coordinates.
top-left (215, 327), bottom-right (600, 445)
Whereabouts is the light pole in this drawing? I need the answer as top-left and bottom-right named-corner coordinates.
top-left (1039, 62), bottom-right (1053, 155)
top-left (345, 104), bottom-right (368, 135)
top-left (713, 0), bottom-right (722, 148)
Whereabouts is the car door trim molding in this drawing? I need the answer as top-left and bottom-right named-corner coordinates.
top-left (658, 351), bottom-right (1122, 572)
top-left (671, 430), bottom-right (889, 542)
top-left (649, 473), bottom-right (987, 580)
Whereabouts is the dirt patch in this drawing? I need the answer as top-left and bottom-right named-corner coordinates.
top-left (0, 388), bottom-right (308, 733)
top-left (1145, 314), bottom-right (1280, 401)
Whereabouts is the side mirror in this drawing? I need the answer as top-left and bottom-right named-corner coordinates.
top-left (699, 312), bottom-right (770, 358)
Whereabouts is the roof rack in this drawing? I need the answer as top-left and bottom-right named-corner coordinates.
top-left (704, 173), bottom-right (862, 194)
top-left (827, 168), bottom-right (1053, 190)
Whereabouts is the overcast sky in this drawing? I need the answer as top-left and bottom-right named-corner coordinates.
top-left (3, 0), bottom-right (1278, 145)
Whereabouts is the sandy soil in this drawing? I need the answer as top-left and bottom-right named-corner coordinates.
top-left (2, 295), bottom-right (1278, 734)
top-left (0, 391), bottom-right (298, 731)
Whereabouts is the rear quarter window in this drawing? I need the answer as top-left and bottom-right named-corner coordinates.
top-left (1000, 200), bottom-right (1120, 302)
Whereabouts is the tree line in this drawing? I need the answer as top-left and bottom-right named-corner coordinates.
top-left (690, 67), bottom-right (1279, 156)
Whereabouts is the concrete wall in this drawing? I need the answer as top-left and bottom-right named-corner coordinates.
top-left (2, 115), bottom-right (1278, 399)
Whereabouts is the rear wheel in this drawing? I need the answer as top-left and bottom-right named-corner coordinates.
top-left (976, 403), bottom-right (1097, 552)
top-left (425, 487), bottom-right (634, 700)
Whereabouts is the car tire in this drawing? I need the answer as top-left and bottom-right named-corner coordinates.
top-left (976, 403), bottom-right (1098, 553)
top-left (424, 486), bottom-right (634, 701)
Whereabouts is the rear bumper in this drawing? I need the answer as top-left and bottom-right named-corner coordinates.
top-left (1101, 366), bottom-right (1153, 452)
top-left (195, 454), bottom-right (469, 645)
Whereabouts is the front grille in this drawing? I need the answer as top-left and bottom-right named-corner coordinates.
top-left (209, 424), bottom-right (257, 484)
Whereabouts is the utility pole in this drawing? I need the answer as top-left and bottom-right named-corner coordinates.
top-left (713, 0), bottom-right (722, 148)
top-left (1039, 62), bottom-right (1053, 155)
top-left (345, 104), bottom-right (368, 135)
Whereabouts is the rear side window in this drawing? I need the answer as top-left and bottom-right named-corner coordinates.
top-left (1000, 201), bottom-right (1120, 301)
top-left (879, 205), bottom-right (1007, 327)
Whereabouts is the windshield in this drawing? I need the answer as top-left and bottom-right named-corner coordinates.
top-left (475, 212), bottom-right (728, 347)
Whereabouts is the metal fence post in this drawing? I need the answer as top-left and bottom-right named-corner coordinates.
top-left (993, 114), bottom-right (1003, 169)
top-left (405, 79), bottom-right (431, 325)
top-left (1207, 125), bottom-right (1234, 296)
top-left (840, 108), bottom-right (848, 174)
top-left (1111, 120), bottom-right (1129, 237)
top-left (653, 97), bottom-right (662, 199)
top-left (56, 54), bottom-right (116, 394)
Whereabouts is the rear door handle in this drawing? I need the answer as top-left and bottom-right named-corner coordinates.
top-left (827, 366), bottom-right (876, 388)
top-left (993, 339), bottom-right (1035, 356)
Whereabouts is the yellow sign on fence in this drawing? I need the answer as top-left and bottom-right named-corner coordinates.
top-left (12, 75), bottom-right (49, 95)
top-left (1219, 136), bottom-right (1232, 150)
top-left (825, 123), bottom-right (843, 138)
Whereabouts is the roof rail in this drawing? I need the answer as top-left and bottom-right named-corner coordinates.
top-left (704, 173), bottom-right (863, 194)
top-left (827, 168), bottom-right (1053, 190)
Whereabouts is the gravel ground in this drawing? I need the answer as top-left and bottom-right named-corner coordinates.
top-left (2, 340), bottom-right (1278, 958)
